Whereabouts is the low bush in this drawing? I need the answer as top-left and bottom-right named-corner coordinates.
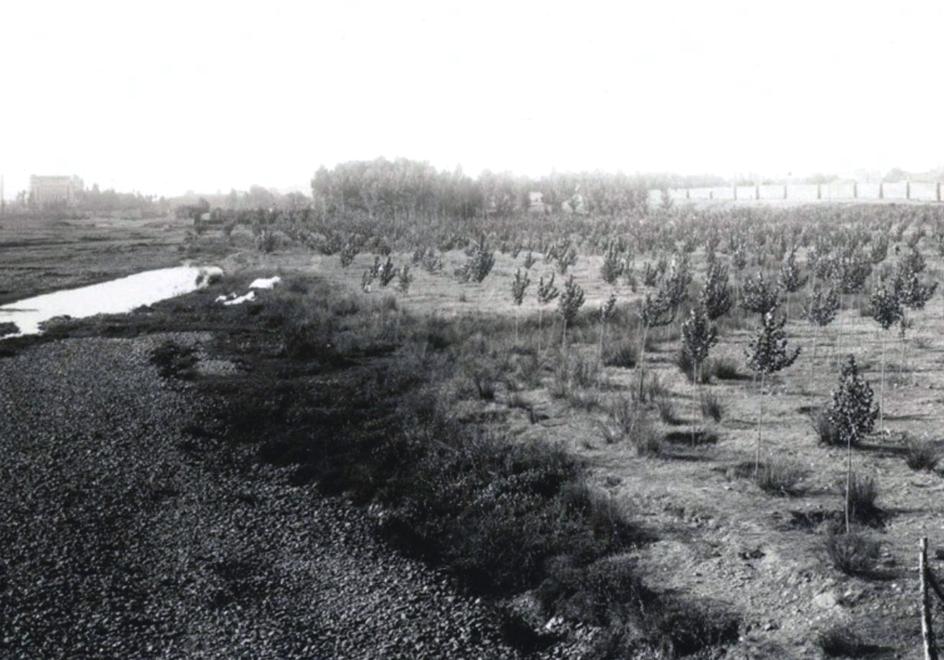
top-left (844, 473), bottom-right (882, 525)
top-left (709, 356), bottom-right (742, 380)
top-left (755, 459), bottom-right (806, 496)
top-left (810, 407), bottom-right (842, 446)
top-left (824, 532), bottom-right (880, 576)
top-left (608, 396), bottom-right (662, 456)
top-left (602, 337), bottom-right (638, 368)
top-left (700, 391), bottom-right (724, 422)
top-left (149, 340), bottom-right (198, 379)
top-left (656, 395), bottom-right (681, 425)
top-left (905, 437), bottom-right (941, 472)
top-left (817, 624), bottom-right (870, 658)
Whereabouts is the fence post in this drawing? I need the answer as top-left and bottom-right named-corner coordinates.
top-left (853, 182), bottom-right (858, 199)
top-left (755, 183), bottom-right (760, 200)
top-left (817, 183), bottom-right (822, 200)
top-left (938, 182), bottom-right (941, 203)
top-left (921, 538), bottom-right (938, 660)
top-left (686, 188), bottom-right (690, 200)
top-left (783, 184), bottom-right (788, 200)
top-left (907, 181), bottom-right (912, 200)
top-left (879, 182), bottom-right (884, 200)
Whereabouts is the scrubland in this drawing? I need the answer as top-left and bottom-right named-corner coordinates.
top-left (5, 202), bottom-right (944, 658)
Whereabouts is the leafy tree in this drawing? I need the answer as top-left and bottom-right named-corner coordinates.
top-left (868, 279), bottom-right (902, 431)
top-left (397, 264), bottom-right (412, 294)
top-left (600, 242), bottom-right (624, 285)
top-left (457, 235), bottom-right (495, 283)
top-left (745, 310), bottom-right (801, 473)
top-left (558, 275), bottom-right (585, 351)
top-left (803, 285), bottom-right (841, 391)
top-left (681, 305), bottom-right (718, 442)
top-left (636, 287), bottom-right (676, 398)
top-left (510, 268), bottom-right (531, 342)
top-left (827, 355), bottom-right (878, 533)
top-left (536, 273), bottom-right (560, 351)
top-left (700, 259), bottom-right (733, 320)
top-left (598, 293), bottom-right (617, 362)
top-left (741, 272), bottom-right (782, 315)
top-left (777, 247), bottom-right (808, 317)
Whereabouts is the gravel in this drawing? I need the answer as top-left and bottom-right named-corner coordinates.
top-left (0, 334), bottom-right (531, 658)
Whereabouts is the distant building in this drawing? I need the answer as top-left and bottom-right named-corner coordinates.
top-left (527, 191), bottom-right (550, 214)
top-left (30, 175), bottom-right (84, 207)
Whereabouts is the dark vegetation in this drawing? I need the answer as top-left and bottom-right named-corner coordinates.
top-left (87, 273), bottom-right (741, 657)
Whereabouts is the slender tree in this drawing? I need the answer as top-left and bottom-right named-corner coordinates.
top-left (778, 247), bottom-right (808, 319)
top-left (803, 285), bottom-right (841, 391)
top-left (599, 292), bottom-right (617, 363)
top-left (868, 279), bottom-right (902, 432)
top-left (536, 272), bottom-right (560, 352)
top-left (700, 259), bottom-right (734, 320)
top-left (558, 275), bottom-right (585, 352)
top-left (682, 305), bottom-right (718, 443)
top-left (510, 267), bottom-right (530, 343)
top-left (745, 310), bottom-right (801, 474)
top-left (741, 271), bottom-right (783, 315)
top-left (827, 355), bottom-right (878, 534)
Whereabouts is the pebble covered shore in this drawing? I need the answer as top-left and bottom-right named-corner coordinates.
top-left (0, 334), bottom-right (537, 658)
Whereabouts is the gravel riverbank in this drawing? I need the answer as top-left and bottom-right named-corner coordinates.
top-left (0, 334), bottom-right (532, 658)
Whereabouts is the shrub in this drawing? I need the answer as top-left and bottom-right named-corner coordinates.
top-left (602, 337), bottom-right (638, 368)
top-left (824, 532), bottom-right (880, 576)
top-left (755, 459), bottom-right (805, 496)
top-left (675, 346), bottom-right (710, 383)
top-left (656, 395), bottom-right (681, 425)
top-left (905, 437), bottom-right (941, 471)
top-left (842, 473), bottom-right (882, 525)
top-left (150, 340), bottom-right (198, 379)
top-left (809, 407), bottom-right (842, 446)
top-left (817, 624), bottom-right (869, 658)
top-left (709, 357), bottom-right (741, 381)
top-left (700, 391), bottom-right (724, 422)
top-left (640, 372), bottom-right (669, 404)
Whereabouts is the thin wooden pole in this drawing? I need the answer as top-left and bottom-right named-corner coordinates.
top-left (920, 538), bottom-right (938, 660)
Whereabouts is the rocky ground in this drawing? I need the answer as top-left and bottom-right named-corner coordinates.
top-left (0, 333), bottom-right (556, 658)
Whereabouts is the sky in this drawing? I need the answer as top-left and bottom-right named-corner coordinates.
top-left (2, 0), bottom-right (943, 198)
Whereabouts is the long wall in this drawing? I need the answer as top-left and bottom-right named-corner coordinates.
top-left (648, 181), bottom-right (943, 205)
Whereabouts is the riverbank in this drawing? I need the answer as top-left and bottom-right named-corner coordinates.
top-left (0, 331), bottom-right (525, 658)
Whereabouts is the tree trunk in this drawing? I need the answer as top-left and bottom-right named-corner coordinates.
top-left (754, 372), bottom-right (766, 477)
top-left (808, 325), bottom-right (819, 394)
top-left (637, 324), bottom-right (650, 400)
top-left (879, 331), bottom-right (887, 432)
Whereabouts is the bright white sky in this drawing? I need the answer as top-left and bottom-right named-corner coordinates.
top-left (2, 0), bottom-right (943, 197)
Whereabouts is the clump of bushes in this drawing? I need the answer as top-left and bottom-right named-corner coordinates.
top-left (824, 532), bottom-right (880, 576)
top-left (755, 459), bottom-right (805, 496)
top-left (149, 340), bottom-right (198, 379)
top-left (709, 356), bottom-right (741, 381)
top-left (905, 437), bottom-right (941, 472)
top-left (606, 396), bottom-right (662, 456)
top-left (602, 337), bottom-right (638, 368)
top-left (809, 407), bottom-right (842, 446)
top-left (700, 391), bottom-right (724, 422)
top-left (817, 624), bottom-right (870, 657)
top-left (842, 473), bottom-right (882, 526)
